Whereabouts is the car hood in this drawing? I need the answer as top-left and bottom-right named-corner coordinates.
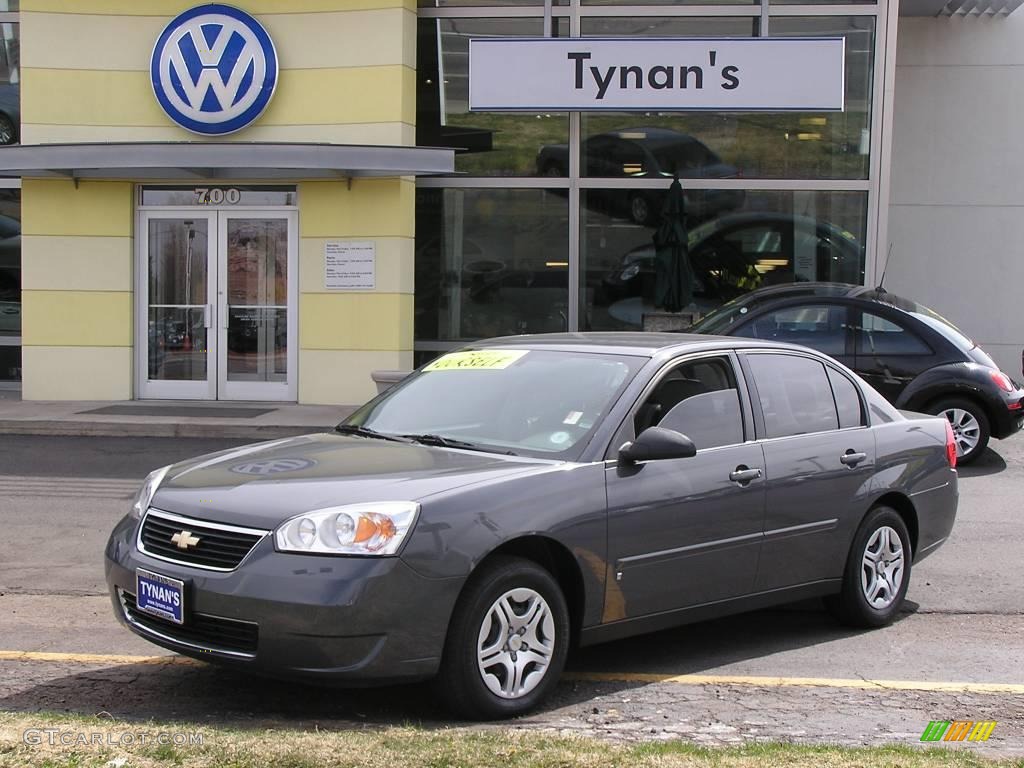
top-left (149, 432), bottom-right (552, 529)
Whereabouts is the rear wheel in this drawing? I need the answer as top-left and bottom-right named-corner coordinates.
top-left (436, 556), bottom-right (569, 720)
top-left (930, 397), bottom-right (989, 465)
top-left (629, 193), bottom-right (653, 226)
top-left (827, 505), bottom-right (911, 628)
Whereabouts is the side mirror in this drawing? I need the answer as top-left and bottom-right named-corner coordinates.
top-left (618, 426), bottom-right (697, 465)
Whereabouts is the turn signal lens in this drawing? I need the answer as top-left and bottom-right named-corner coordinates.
top-left (944, 421), bottom-right (957, 469)
top-left (275, 502), bottom-right (419, 556)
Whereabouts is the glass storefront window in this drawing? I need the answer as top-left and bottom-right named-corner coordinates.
top-left (415, 188), bottom-right (569, 342)
top-left (580, 188), bottom-right (866, 331)
top-left (0, 188), bottom-right (20, 381)
top-left (0, 20), bottom-right (18, 145)
top-left (417, 18), bottom-right (570, 176)
top-left (577, 18), bottom-right (873, 180)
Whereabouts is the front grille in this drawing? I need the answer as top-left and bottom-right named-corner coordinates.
top-left (120, 590), bottom-right (258, 656)
top-left (139, 510), bottom-right (267, 571)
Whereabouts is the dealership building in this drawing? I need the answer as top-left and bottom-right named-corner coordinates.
top-left (0, 0), bottom-right (1018, 404)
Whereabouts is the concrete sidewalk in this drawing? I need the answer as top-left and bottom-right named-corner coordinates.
top-left (0, 387), bottom-right (356, 439)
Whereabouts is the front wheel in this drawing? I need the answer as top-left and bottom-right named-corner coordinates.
top-left (827, 506), bottom-right (911, 628)
top-left (930, 397), bottom-right (990, 465)
top-left (436, 556), bottom-right (570, 720)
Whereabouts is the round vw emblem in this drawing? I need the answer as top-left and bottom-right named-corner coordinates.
top-left (230, 458), bottom-right (316, 476)
top-left (150, 4), bottom-right (278, 136)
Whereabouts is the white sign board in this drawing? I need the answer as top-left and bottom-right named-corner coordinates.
top-left (325, 241), bottom-right (376, 290)
top-left (470, 37), bottom-right (845, 112)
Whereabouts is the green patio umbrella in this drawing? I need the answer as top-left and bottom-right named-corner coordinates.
top-left (652, 176), bottom-right (695, 313)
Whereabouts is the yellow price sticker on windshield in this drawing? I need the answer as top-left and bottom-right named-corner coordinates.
top-left (424, 349), bottom-right (528, 372)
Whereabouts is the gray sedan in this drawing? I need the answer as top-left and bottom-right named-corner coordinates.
top-left (105, 334), bottom-right (958, 719)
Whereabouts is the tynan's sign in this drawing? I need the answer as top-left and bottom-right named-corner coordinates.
top-left (151, 4), bottom-right (279, 135)
top-left (469, 38), bottom-right (846, 112)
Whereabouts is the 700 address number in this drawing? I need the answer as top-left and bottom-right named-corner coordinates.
top-left (194, 188), bottom-right (242, 205)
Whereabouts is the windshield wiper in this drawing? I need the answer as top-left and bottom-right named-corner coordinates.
top-left (398, 433), bottom-right (516, 455)
top-left (334, 425), bottom-right (410, 442)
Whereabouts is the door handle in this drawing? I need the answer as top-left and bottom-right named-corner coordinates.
top-left (729, 466), bottom-right (762, 485)
top-left (203, 304), bottom-right (213, 329)
top-left (840, 450), bottom-right (868, 467)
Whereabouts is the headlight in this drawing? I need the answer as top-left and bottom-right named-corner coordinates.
top-left (275, 502), bottom-right (419, 556)
top-left (129, 465), bottom-right (171, 520)
top-left (621, 264), bottom-right (641, 281)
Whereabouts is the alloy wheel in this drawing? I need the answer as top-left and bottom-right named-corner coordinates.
top-left (941, 407), bottom-right (981, 458)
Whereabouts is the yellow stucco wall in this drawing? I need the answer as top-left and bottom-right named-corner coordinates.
top-left (20, 180), bottom-right (135, 400)
top-left (297, 179), bottom-right (414, 404)
top-left (21, 2), bottom-right (417, 146)
top-left (19, 2), bottom-right (419, 403)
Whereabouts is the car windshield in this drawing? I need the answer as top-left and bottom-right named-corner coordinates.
top-left (341, 349), bottom-right (645, 460)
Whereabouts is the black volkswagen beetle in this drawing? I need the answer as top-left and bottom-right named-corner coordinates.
top-left (106, 334), bottom-right (958, 719)
top-left (689, 283), bottom-right (1024, 463)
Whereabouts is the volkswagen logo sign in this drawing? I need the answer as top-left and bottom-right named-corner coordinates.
top-left (230, 458), bottom-right (317, 476)
top-left (150, 4), bottom-right (278, 136)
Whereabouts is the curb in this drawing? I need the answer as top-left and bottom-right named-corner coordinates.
top-left (0, 420), bottom-right (327, 440)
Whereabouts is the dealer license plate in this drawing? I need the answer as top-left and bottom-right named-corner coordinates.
top-left (136, 569), bottom-right (185, 625)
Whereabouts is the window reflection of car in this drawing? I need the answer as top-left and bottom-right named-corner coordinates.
top-left (0, 213), bottom-right (21, 335)
top-left (595, 212), bottom-right (864, 308)
top-left (536, 128), bottom-right (744, 225)
top-left (0, 83), bottom-right (19, 146)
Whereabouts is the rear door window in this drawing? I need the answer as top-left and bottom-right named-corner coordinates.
top-left (746, 353), bottom-right (840, 438)
top-left (856, 311), bottom-right (932, 356)
top-left (827, 367), bottom-right (865, 429)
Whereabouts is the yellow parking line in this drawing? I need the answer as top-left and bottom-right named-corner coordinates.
top-left (2, 651), bottom-right (1022, 695)
top-left (565, 671), bottom-right (1024, 695)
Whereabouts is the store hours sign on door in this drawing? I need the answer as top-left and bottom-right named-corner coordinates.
top-left (325, 242), bottom-right (376, 290)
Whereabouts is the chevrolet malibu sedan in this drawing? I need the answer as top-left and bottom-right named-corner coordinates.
top-left (105, 334), bottom-right (958, 719)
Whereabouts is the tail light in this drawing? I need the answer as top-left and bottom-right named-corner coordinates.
top-left (944, 421), bottom-right (957, 469)
top-left (989, 370), bottom-right (1014, 393)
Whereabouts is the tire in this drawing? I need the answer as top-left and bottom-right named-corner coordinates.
top-left (629, 193), bottom-right (652, 226)
top-left (827, 506), bottom-right (912, 628)
top-left (435, 556), bottom-right (570, 720)
top-left (929, 397), bottom-right (990, 465)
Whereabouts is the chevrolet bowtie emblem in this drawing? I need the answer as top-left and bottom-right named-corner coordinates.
top-left (171, 530), bottom-right (201, 550)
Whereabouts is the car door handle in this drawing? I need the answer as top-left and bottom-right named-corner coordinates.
top-left (840, 450), bottom-right (868, 467)
top-left (729, 466), bottom-right (762, 484)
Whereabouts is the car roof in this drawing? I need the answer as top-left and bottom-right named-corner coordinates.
top-left (723, 282), bottom-right (920, 310)
top-left (462, 332), bottom-right (822, 358)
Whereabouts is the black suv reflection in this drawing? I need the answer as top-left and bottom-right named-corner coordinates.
top-left (536, 128), bottom-right (744, 225)
top-left (691, 283), bottom-right (1024, 464)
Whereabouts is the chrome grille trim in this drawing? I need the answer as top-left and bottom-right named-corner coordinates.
top-left (136, 508), bottom-right (270, 572)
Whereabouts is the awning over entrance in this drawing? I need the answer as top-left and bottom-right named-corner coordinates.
top-left (0, 142), bottom-right (456, 180)
top-left (900, 0), bottom-right (1021, 14)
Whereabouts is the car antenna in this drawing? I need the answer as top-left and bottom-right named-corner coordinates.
top-left (876, 242), bottom-right (893, 293)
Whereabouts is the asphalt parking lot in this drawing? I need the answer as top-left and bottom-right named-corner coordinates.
top-left (0, 433), bottom-right (1021, 754)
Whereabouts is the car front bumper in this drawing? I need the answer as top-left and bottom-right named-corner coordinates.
top-left (104, 514), bottom-right (463, 686)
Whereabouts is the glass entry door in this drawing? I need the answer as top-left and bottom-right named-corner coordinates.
top-left (139, 212), bottom-right (217, 400)
top-left (137, 210), bottom-right (297, 401)
top-left (217, 213), bottom-right (296, 401)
